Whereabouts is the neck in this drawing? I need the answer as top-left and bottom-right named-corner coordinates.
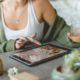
top-left (16, 0), bottom-right (28, 7)
top-left (3, 0), bottom-right (28, 8)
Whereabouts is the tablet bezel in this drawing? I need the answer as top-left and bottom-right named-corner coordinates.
top-left (10, 44), bottom-right (70, 66)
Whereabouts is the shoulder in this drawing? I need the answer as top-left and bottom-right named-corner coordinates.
top-left (34, 0), bottom-right (56, 25)
top-left (34, 0), bottom-right (49, 3)
top-left (34, 0), bottom-right (56, 16)
top-left (34, 0), bottom-right (50, 8)
top-left (32, 0), bottom-right (50, 22)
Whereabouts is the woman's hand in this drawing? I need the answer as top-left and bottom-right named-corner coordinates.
top-left (15, 33), bottom-right (41, 49)
top-left (67, 32), bottom-right (80, 43)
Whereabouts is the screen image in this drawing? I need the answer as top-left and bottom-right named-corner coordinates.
top-left (13, 45), bottom-right (67, 63)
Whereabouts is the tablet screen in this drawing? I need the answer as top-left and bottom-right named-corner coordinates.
top-left (12, 44), bottom-right (67, 64)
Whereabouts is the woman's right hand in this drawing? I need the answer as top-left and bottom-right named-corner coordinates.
top-left (67, 32), bottom-right (80, 43)
top-left (15, 36), bottom-right (28, 49)
top-left (15, 34), bottom-right (41, 49)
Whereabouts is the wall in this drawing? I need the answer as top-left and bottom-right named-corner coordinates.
top-left (50, 0), bottom-right (80, 27)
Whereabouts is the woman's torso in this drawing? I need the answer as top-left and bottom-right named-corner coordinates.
top-left (1, 0), bottom-right (44, 40)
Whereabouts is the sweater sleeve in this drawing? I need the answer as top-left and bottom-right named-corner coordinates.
top-left (0, 22), bottom-right (16, 53)
top-left (42, 15), bottom-right (80, 49)
top-left (0, 40), bottom-right (16, 53)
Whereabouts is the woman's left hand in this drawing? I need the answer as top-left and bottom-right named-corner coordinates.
top-left (67, 32), bottom-right (80, 43)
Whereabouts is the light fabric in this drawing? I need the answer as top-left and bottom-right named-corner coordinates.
top-left (2, 0), bottom-right (44, 40)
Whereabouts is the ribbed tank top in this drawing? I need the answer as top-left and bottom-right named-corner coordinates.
top-left (2, 0), bottom-right (44, 40)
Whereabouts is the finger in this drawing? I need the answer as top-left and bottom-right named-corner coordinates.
top-left (16, 39), bottom-right (27, 49)
top-left (30, 33), bottom-right (37, 38)
top-left (32, 39), bottom-right (41, 45)
top-left (16, 40), bottom-right (22, 44)
top-left (16, 40), bottom-right (22, 49)
top-left (19, 36), bottom-right (28, 42)
top-left (27, 37), bottom-right (41, 45)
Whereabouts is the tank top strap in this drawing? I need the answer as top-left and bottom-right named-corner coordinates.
top-left (29, 0), bottom-right (40, 24)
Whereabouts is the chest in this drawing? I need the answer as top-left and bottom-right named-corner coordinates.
top-left (3, 8), bottom-right (28, 30)
top-left (2, 8), bottom-right (44, 40)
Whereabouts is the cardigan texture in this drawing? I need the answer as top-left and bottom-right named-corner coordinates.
top-left (0, 9), bottom-right (79, 53)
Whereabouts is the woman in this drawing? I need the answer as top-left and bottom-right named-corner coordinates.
top-left (0, 0), bottom-right (56, 52)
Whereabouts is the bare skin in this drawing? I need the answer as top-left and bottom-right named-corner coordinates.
top-left (2, 0), bottom-right (56, 49)
top-left (67, 32), bottom-right (80, 43)
top-left (3, 0), bottom-right (79, 48)
top-left (2, 0), bottom-right (56, 30)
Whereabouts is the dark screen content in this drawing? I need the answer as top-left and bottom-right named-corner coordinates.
top-left (14, 45), bottom-right (66, 63)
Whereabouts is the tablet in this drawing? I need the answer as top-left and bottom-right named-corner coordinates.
top-left (10, 44), bottom-right (70, 66)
